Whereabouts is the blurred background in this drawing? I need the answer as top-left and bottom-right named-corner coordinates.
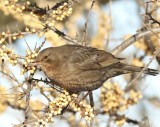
top-left (0, 0), bottom-right (160, 127)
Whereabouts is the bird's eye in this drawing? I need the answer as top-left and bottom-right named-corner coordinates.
top-left (44, 55), bottom-right (48, 59)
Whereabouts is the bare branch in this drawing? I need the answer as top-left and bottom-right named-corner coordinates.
top-left (111, 27), bottom-right (160, 56)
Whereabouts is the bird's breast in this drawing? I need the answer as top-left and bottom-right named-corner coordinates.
top-left (41, 62), bottom-right (108, 92)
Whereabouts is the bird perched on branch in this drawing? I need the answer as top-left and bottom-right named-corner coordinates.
top-left (34, 44), bottom-right (158, 93)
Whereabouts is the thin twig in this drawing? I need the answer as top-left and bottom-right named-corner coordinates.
top-left (143, 3), bottom-right (156, 53)
top-left (125, 48), bottom-right (160, 92)
top-left (82, 0), bottom-right (96, 45)
top-left (106, 0), bottom-right (112, 49)
top-left (35, 38), bottom-right (46, 52)
top-left (23, 72), bottom-right (35, 125)
top-left (46, 25), bottom-right (79, 44)
top-left (25, 39), bottom-right (32, 51)
top-left (0, 70), bottom-right (20, 85)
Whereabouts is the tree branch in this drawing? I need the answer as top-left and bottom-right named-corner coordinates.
top-left (111, 27), bottom-right (160, 56)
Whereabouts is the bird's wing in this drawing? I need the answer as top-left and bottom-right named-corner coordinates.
top-left (68, 46), bottom-right (123, 70)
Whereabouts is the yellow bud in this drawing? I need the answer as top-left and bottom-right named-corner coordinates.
top-left (13, 36), bottom-right (17, 40)
top-left (4, 0), bottom-right (9, 5)
top-left (21, 6), bottom-right (25, 10)
top-left (2, 32), bottom-right (5, 36)
top-left (26, 1), bottom-right (30, 5)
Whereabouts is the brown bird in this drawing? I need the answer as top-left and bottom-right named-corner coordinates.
top-left (34, 44), bottom-right (158, 93)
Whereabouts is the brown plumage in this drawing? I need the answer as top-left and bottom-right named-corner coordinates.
top-left (34, 44), bottom-right (158, 93)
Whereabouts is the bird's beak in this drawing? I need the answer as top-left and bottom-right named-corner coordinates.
top-left (28, 61), bottom-right (42, 66)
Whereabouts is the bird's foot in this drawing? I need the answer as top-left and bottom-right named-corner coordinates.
top-left (28, 78), bottom-right (51, 84)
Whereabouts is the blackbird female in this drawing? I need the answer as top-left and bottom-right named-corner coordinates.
top-left (34, 44), bottom-right (158, 93)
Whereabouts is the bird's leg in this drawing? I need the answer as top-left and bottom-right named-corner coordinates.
top-left (44, 78), bottom-right (52, 83)
top-left (71, 91), bottom-right (91, 107)
top-left (28, 78), bottom-right (51, 84)
top-left (81, 91), bottom-right (94, 107)
top-left (82, 91), bottom-right (92, 100)
top-left (89, 91), bottom-right (94, 107)
top-left (61, 103), bottom-right (70, 114)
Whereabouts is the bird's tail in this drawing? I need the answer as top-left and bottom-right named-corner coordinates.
top-left (108, 63), bottom-right (159, 77)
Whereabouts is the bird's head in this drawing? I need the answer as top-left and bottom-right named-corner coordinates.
top-left (32, 47), bottom-right (59, 71)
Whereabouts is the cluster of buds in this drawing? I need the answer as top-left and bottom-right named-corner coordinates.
top-left (34, 91), bottom-right (71, 127)
top-left (50, 1), bottom-right (73, 21)
top-left (0, 32), bottom-right (6, 44)
top-left (0, 45), bottom-right (18, 66)
top-left (25, 27), bottom-right (44, 37)
top-left (4, 0), bottom-right (18, 5)
top-left (128, 90), bottom-right (143, 104)
top-left (101, 83), bottom-right (126, 113)
top-left (4, 0), bottom-right (30, 13)
top-left (35, 90), bottom-right (95, 126)
top-left (100, 82), bottom-right (142, 126)
top-left (0, 31), bottom-right (28, 45)
top-left (3, 0), bottom-right (74, 31)
top-left (49, 91), bottom-right (71, 116)
top-left (20, 49), bottom-right (38, 75)
top-left (76, 101), bottom-right (94, 121)
top-left (25, 27), bottom-right (36, 33)
top-left (34, 118), bottom-right (48, 127)
top-left (48, 91), bottom-right (94, 122)
top-left (69, 94), bottom-right (94, 122)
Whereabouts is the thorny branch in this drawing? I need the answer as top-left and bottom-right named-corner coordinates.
top-left (23, 39), bottom-right (47, 124)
